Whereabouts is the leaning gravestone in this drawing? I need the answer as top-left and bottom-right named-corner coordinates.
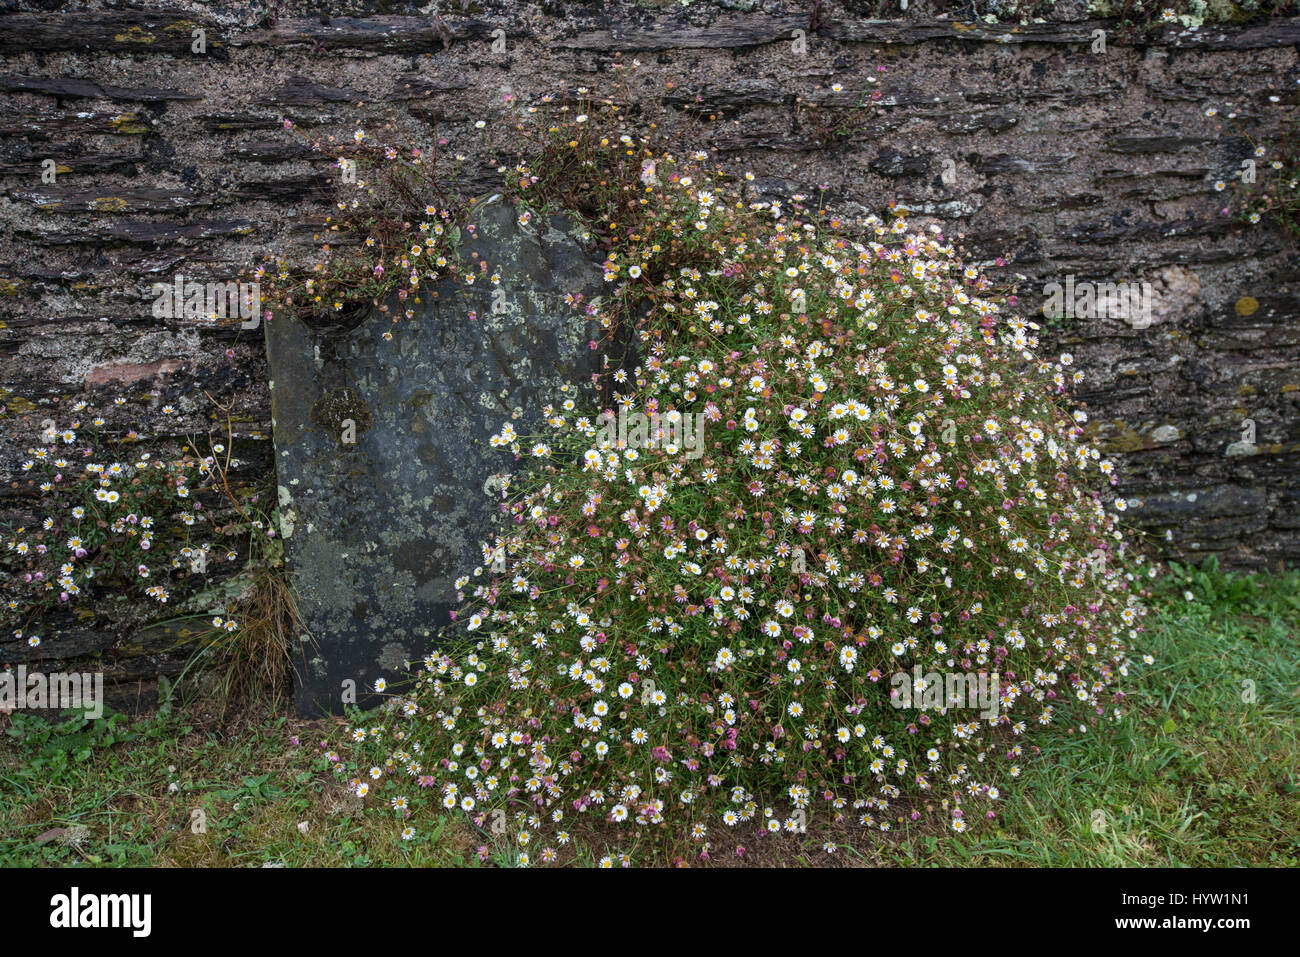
top-left (265, 196), bottom-right (615, 716)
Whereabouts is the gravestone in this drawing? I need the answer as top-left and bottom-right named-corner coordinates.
top-left (265, 195), bottom-right (617, 716)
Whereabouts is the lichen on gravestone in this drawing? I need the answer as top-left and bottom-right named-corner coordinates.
top-left (264, 195), bottom-right (627, 716)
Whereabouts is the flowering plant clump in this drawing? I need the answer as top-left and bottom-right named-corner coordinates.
top-left (1, 395), bottom-right (253, 645)
top-left (256, 119), bottom-right (475, 330)
top-left (340, 97), bottom-right (1156, 865)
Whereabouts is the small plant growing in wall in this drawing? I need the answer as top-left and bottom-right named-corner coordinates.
top-left (2, 397), bottom-right (221, 639)
top-left (1234, 135), bottom-right (1300, 247)
top-left (1, 392), bottom-right (295, 708)
top-left (1202, 100), bottom-right (1300, 248)
top-left (257, 119), bottom-right (476, 329)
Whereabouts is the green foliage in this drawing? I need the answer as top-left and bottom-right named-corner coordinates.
top-left (1166, 555), bottom-right (1300, 618)
top-left (3, 710), bottom-right (138, 781)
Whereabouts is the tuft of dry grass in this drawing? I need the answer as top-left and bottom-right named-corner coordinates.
top-left (170, 564), bottom-right (302, 722)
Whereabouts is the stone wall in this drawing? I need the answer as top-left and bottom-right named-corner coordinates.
top-left (1, 0), bottom-right (1297, 701)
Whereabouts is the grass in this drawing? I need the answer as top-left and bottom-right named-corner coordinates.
top-left (865, 557), bottom-right (1300, 867)
top-left (0, 696), bottom-right (475, 868)
top-left (2, 558), bottom-right (1296, 867)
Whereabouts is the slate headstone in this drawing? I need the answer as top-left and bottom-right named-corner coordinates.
top-left (265, 196), bottom-right (618, 716)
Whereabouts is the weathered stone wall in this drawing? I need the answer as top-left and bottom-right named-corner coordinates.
top-left (1, 0), bottom-right (1297, 700)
